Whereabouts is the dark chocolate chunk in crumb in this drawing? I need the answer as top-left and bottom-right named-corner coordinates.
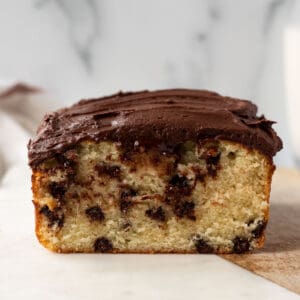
top-left (165, 175), bottom-right (193, 207)
top-left (119, 187), bottom-right (137, 213)
top-left (174, 200), bottom-right (196, 220)
top-left (121, 187), bottom-right (137, 199)
top-left (56, 151), bottom-right (77, 167)
top-left (169, 175), bottom-right (190, 193)
top-left (165, 174), bottom-right (196, 218)
top-left (202, 146), bottom-right (221, 178)
top-left (120, 199), bottom-right (133, 214)
top-left (94, 237), bottom-right (113, 253)
top-left (145, 206), bottom-right (166, 222)
top-left (206, 151), bottom-right (221, 166)
top-left (206, 156), bottom-right (221, 177)
top-left (195, 239), bottom-right (214, 253)
top-left (252, 220), bottom-right (266, 238)
top-left (85, 206), bottom-right (105, 222)
top-left (54, 151), bottom-right (77, 179)
top-left (48, 181), bottom-right (67, 200)
top-left (233, 237), bottom-right (250, 253)
top-left (39, 205), bottom-right (64, 228)
top-left (95, 164), bottom-right (121, 179)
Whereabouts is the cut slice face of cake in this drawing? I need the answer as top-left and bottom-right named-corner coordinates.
top-left (28, 89), bottom-right (282, 253)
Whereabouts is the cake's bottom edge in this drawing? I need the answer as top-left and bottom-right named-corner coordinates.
top-left (35, 232), bottom-right (266, 254)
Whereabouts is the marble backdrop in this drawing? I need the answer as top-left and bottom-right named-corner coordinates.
top-left (0, 0), bottom-right (297, 166)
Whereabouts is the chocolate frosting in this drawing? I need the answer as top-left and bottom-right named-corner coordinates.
top-left (28, 89), bottom-right (282, 167)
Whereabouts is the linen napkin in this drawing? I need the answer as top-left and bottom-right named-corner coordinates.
top-left (0, 82), bottom-right (54, 184)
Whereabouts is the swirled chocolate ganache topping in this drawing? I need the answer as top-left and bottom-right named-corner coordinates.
top-left (28, 89), bottom-right (282, 167)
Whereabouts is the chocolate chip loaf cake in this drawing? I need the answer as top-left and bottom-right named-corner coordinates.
top-left (28, 89), bottom-right (282, 253)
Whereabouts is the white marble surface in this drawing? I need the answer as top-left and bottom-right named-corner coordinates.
top-left (0, 165), bottom-right (299, 300)
top-left (0, 0), bottom-right (298, 167)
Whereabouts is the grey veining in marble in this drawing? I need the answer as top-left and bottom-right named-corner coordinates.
top-left (36, 0), bottom-right (100, 72)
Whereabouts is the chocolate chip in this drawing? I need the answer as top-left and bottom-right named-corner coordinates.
top-left (206, 153), bottom-right (221, 177)
top-left (201, 146), bottom-right (221, 178)
top-left (94, 237), bottom-right (113, 253)
top-left (169, 175), bottom-right (190, 190)
top-left (166, 175), bottom-right (192, 201)
top-left (233, 237), bottom-right (250, 253)
top-left (55, 153), bottom-right (75, 169)
top-left (55, 151), bottom-right (77, 179)
top-left (165, 174), bottom-right (195, 219)
top-left (119, 187), bottom-right (137, 213)
top-left (206, 152), bottom-right (221, 166)
top-left (48, 181), bottom-right (67, 200)
top-left (121, 188), bottom-right (137, 199)
top-left (120, 199), bottom-right (133, 214)
top-left (174, 200), bottom-right (196, 220)
top-left (145, 206), bottom-right (166, 222)
top-left (252, 220), bottom-right (266, 238)
top-left (85, 206), bottom-right (105, 222)
top-left (95, 164), bottom-right (121, 179)
top-left (39, 205), bottom-right (64, 228)
top-left (194, 239), bottom-right (214, 253)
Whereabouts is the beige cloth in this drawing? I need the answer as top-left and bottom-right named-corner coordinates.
top-left (0, 82), bottom-right (55, 183)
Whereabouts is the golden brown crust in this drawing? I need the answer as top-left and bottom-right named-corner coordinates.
top-left (32, 172), bottom-right (49, 250)
top-left (256, 156), bottom-right (275, 249)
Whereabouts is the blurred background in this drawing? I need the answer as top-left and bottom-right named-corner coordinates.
top-left (0, 0), bottom-right (299, 167)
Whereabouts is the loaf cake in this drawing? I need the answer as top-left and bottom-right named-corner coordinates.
top-left (28, 89), bottom-right (282, 253)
